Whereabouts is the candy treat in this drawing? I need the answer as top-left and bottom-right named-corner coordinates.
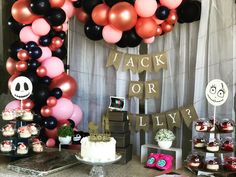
top-left (206, 141), bottom-right (220, 152)
top-left (21, 110), bottom-right (34, 121)
top-left (218, 119), bottom-right (234, 133)
top-left (27, 123), bottom-right (39, 136)
top-left (195, 119), bottom-right (208, 132)
top-left (221, 137), bottom-right (234, 152)
top-left (32, 138), bottom-right (44, 153)
top-left (16, 143), bottom-right (28, 155)
top-left (187, 154), bottom-right (203, 169)
top-left (224, 157), bottom-right (236, 171)
top-left (0, 140), bottom-right (13, 153)
top-left (2, 124), bottom-right (15, 137)
top-left (206, 159), bottom-right (220, 171)
top-left (18, 126), bottom-right (31, 138)
top-left (193, 137), bottom-right (206, 148)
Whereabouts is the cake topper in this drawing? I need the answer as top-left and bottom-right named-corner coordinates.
top-left (88, 114), bottom-right (111, 142)
top-left (205, 79), bottom-right (228, 106)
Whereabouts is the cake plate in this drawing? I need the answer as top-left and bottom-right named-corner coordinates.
top-left (75, 153), bottom-right (121, 177)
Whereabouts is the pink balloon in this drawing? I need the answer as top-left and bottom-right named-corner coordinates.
top-left (61, 0), bottom-right (75, 18)
top-left (62, 22), bottom-right (68, 32)
top-left (41, 57), bottom-right (64, 78)
top-left (32, 18), bottom-right (51, 36)
top-left (160, 0), bottom-right (183, 9)
top-left (102, 25), bottom-right (122, 44)
top-left (19, 26), bottom-right (40, 44)
top-left (37, 47), bottom-right (52, 62)
top-left (45, 128), bottom-right (58, 139)
top-left (52, 98), bottom-right (74, 121)
top-left (69, 104), bottom-right (83, 127)
top-left (135, 0), bottom-right (157, 17)
top-left (46, 138), bottom-right (56, 147)
top-left (5, 100), bottom-right (21, 111)
top-left (144, 36), bottom-right (155, 44)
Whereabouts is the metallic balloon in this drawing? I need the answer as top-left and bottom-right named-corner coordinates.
top-left (16, 60), bottom-right (28, 72)
top-left (135, 17), bottom-right (157, 38)
top-left (41, 106), bottom-right (52, 117)
top-left (75, 8), bottom-right (88, 24)
top-left (166, 10), bottom-right (178, 25)
top-left (46, 96), bottom-right (57, 107)
top-left (6, 57), bottom-right (17, 75)
top-left (22, 98), bottom-right (35, 110)
top-left (161, 22), bottom-right (173, 33)
top-left (92, 4), bottom-right (109, 26)
top-left (36, 66), bottom-right (47, 77)
top-left (17, 49), bottom-right (29, 61)
top-left (49, 0), bottom-right (65, 8)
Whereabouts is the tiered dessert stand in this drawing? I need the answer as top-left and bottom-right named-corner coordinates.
top-left (75, 153), bottom-right (121, 177)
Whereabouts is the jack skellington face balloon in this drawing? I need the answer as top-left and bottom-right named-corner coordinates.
top-left (205, 79), bottom-right (228, 106)
top-left (10, 76), bottom-right (33, 100)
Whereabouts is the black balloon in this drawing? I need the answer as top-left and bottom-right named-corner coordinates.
top-left (8, 16), bottom-right (24, 34)
top-left (155, 6), bottom-right (170, 20)
top-left (33, 84), bottom-right (50, 105)
top-left (44, 116), bottom-right (57, 129)
top-left (27, 59), bottom-right (40, 70)
top-left (39, 35), bottom-right (52, 46)
top-left (40, 76), bottom-right (52, 85)
top-left (28, 47), bottom-right (42, 59)
top-left (73, 0), bottom-right (82, 8)
top-left (26, 41), bottom-right (38, 51)
top-left (82, 0), bottom-right (103, 14)
top-left (52, 45), bottom-right (67, 59)
top-left (34, 114), bottom-right (44, 125)
top-left (103, 0), bottom-right (119, 7)
top-left (30, 0), bottom-right (51, 16)
top-left (46, 8), bottom-right (66, 26)
top-left (55, 31), bottom-right (66, 39)
top-left (8, 41), bottom-right (25, 60)
top-left (21, 71), bottom-right (39, 84)
top-left (68, 119), bottom-right (75, 128)
top-left (39, 128), bottom-right (48, 143)
top-left (51, 88), bottom-right (63, 99)
top-left (84, 19), bottom-right (103, 41)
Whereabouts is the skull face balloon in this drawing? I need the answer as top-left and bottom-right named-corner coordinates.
top-left (10, 76), bottom-right (33, 100)
top-left (205, 79), bottom-right (228, 106)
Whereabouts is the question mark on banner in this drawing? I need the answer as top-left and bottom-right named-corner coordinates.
top-left (185, 109), bottom-right (192, 119)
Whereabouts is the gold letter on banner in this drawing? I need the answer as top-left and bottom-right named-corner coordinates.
top-left (124, 54), bottom-right (138, 73)
top-left (136, 115), bottom-right (149, 132)
top-left (180, 105), bottom-right (198, 127)
top-left (106, 49), bottom-right (122, 70)
top-left (166, 110), bottom-right (181, 130)
top-left (153, 53), bottom-right (167, 72)
top-left (138, 55), bottom-right (152, 73)
top-left (129, 81), bottom-right (143, 99)
top-left (145, 80), bottom-right (159, 99)
top-left (152, 113), bottom-right (167, 131)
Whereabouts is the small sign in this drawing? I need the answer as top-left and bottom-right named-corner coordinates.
top-left (205, 79), bottom-right (228, 106)
top-left (109, 96), bottom-right (125, 111)
top-left (10, 76), bottom-right (33, 100)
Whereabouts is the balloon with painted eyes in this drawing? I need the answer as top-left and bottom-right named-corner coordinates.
top-left (10, 76), bottom-right (33, 100)
top-left (205, 79), bottom-right (228, 106)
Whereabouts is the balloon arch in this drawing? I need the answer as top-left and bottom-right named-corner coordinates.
top-left (5, 0), bottom-right (200, 145)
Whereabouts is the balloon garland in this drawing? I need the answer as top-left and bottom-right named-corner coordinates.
top-left (6, 0), bottom-right (201, 146)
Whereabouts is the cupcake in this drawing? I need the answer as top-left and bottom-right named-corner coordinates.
top-left (21, 110), bottom-right (33, 121)
top-left (207, 119), bottom-right (215, 132)
top-left (195, 119), bottom-right (208, 132)
top-left (32, 138), bottom-right (44, 153)
top-left (187, 154), bottom-right (203, 169)
top-left (0, 140), bottom-right (13, 153)
top-left (206, 140), bottom-right (220, 152)
top-left (224, 157), bottom-right (236, 171)
top-left (2, 110), bottom-right (16, 121)
top-left (193, 137), bottom-right (206, 148)
top-left (16, 143), bottom-right (28, 155)
top-left (27, 123), bottom-right (39, 136)
top-left (218, 119), bottom-right (234, 133)
top-left (206, 158), bottom-right (220, 171)
top-left (2, 124), bottom-right (15, 137)
top-left (221, 137), bottom-right (234, 152)
top-left (18, 126), bottom-right (31, 138)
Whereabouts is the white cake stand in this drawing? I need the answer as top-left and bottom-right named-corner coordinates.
top-left (75, 153), bottom-right (121, 177)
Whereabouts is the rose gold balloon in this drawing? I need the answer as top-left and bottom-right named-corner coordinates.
top-left (166, 10), bottom-right (178, 25)
top-left (53, 25), bottom-right (63, 31)
top-left (8, 73), bottom-right (20, 90)
top-left (22, 99), bottom-right (35, 110)
top-left (135, 17), bottom-right (157, 39)
top-left (156, 25), bottom-right (163, 36)
top-left (92, 4), bottom-right (109, 26)
top-left (75, 8), bottom-right (88, 24)
top-left (109, 2), bottom-right (137, 31)
top-left (16, 60), bottom-right (28, 72)
top-left (17, 49), bottom-right (29, 61)
top-left (50, 73), bottom-right (77, 99)
top-left (152, 15), bottom-right (164, 25)
top-left (47, 96), bottom-right (57, 107)
top-left (49, 0), bottom-right (65, 8)
top-left (11, 0), bottom-right (39, 24)
top-left (51, 37), bottom-right (63, 49)
top-left (6, 57), bottom-right (17, 75)
top-left (161, 22), bottom-right (173, 33)
top-left (45, 128), bottom-right (58, 139)
top-left (36, 66), bottom-right (47, 77)
top-left (41, 106), bottom-right (52, 117)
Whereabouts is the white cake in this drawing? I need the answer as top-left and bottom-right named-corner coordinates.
top-left (81, 136), bottom-right (116, 162)
top-left (28, 123), bottom-right (38, 135)
top-left (0, 141), bottom-right (12, 152)
top-left (18, 126), bottom-right (31, 138)
top-left (2, 111), bottom-right (15, 120)
top-left (17, 143), bottom-right (28, 154)
top-left (21, 111), bottom-right (33, 121)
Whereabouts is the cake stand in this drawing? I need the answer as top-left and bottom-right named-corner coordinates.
top-left (75, 153), bottom-right (121, 177)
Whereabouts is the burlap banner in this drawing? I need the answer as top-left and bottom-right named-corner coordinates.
top-left (129, 80), bottom-right (159, 99)
top-left (106, 49), bottom-right (167, 73)
top-left (129, 105), bottom-right (198, 132)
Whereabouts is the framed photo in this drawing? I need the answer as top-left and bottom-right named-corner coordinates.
top-left (108, 96), bottom-right (126, 111)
